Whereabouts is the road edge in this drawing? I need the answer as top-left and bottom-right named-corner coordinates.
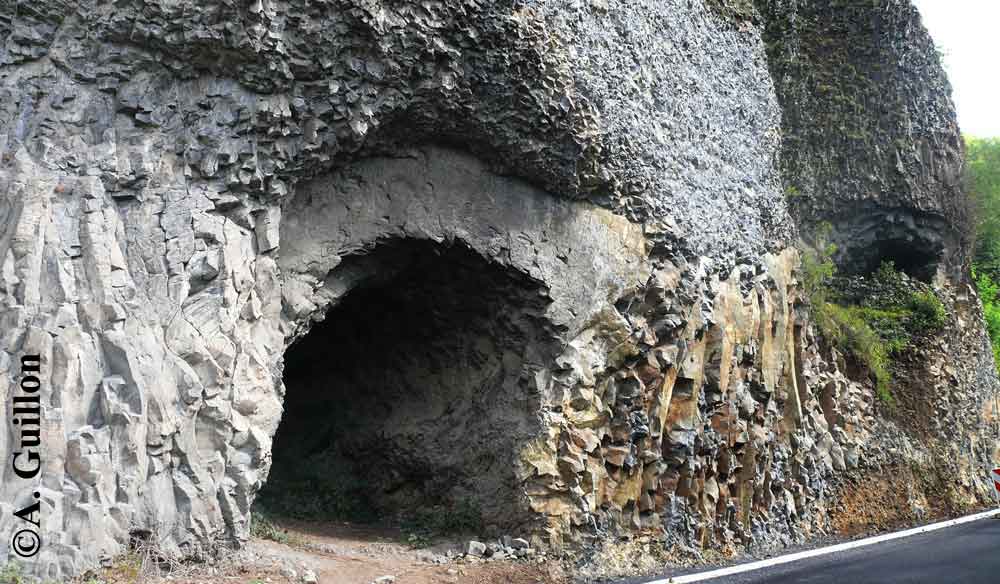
top-left (642, 507), bottom-right (1000, 584)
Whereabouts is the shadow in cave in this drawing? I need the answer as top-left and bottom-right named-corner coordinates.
top-left (847, 238), bottom-right (940, 282)
top-left (828, 210), bottom-right (949, 283)
top-left (255, 239), bottom-right (552, 537)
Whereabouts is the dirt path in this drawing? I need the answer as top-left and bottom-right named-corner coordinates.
top-left (249, 520), bottom-right (568, 584)
top-left (74, 519), bottom-right (568, 584)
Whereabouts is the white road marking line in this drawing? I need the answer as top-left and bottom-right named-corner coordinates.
top-left (642, 507), bottom-right (1000, 584)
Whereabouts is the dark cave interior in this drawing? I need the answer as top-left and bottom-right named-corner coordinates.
top-left (257, 239), bottom-right (553, 532)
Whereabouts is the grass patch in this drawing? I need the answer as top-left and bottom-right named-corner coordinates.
top-left (815, 302), bottom-right (896, 405)
top-left (250, 510), bottom-right (306, 548)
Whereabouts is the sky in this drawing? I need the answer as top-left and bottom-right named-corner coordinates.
top-left (911, 0), bottom-right (999, 137)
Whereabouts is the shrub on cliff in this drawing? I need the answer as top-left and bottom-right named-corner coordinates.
top-left (906, 289), bottom-right (948, 334)
top-left (802, 234), bottom-right (947, 406)
top-left (816, 302), bottom-right (895, 404)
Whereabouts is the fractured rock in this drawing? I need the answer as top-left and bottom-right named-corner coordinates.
top-left (464, 541), bottom-right (487, 558)
top-left (0, 1), bottom-right (995, 582)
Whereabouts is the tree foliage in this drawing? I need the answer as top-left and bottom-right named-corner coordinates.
top-left (974, 268), bottom-right (1000, 370)
top-left (968, 137), bottom-right (1000, 373)
top-left (969, 137), bottom-right (1000, 275)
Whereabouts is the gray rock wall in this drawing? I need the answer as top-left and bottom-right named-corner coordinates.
top-left (0, 0), bottom-right (996, 581)
top-left (757, 0), bottom-right (971, 277)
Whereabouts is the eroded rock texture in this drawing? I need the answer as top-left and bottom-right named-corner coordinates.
top-left (0, 0), bottom-right (996, 580)
top-left (758, 0), bottom-right (970, 280)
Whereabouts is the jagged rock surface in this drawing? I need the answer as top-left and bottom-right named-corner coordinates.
top-left (0, 0), bottom-right (996, 581)
top-left (757, 0), bottom-right (971, 278)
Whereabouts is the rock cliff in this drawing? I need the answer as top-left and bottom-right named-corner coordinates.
top-left (0, 0), bottom-right (996, 580)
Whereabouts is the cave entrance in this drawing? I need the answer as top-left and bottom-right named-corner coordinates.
top-left (828, 210), bottom-right (948, 283)
top-left (256, 238), bottom-right (551, 535)
top-left (846, 238), bottom-right (940, 282)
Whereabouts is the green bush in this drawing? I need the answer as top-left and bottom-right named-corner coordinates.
top-left (854, 307), bottom-right (910, 352)
top-left (800, 223), bottom-right (838, 299)
top-left (907, 289), bottom-right (947, 334)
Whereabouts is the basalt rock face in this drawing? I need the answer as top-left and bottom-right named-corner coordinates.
top-left (756, 0), bottom-right (971, 280)
top-left (0, 0), bottom-right (996, 581)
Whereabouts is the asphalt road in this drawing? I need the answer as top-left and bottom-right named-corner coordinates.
top-left (640, 516), bottom-right (1000, 584)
